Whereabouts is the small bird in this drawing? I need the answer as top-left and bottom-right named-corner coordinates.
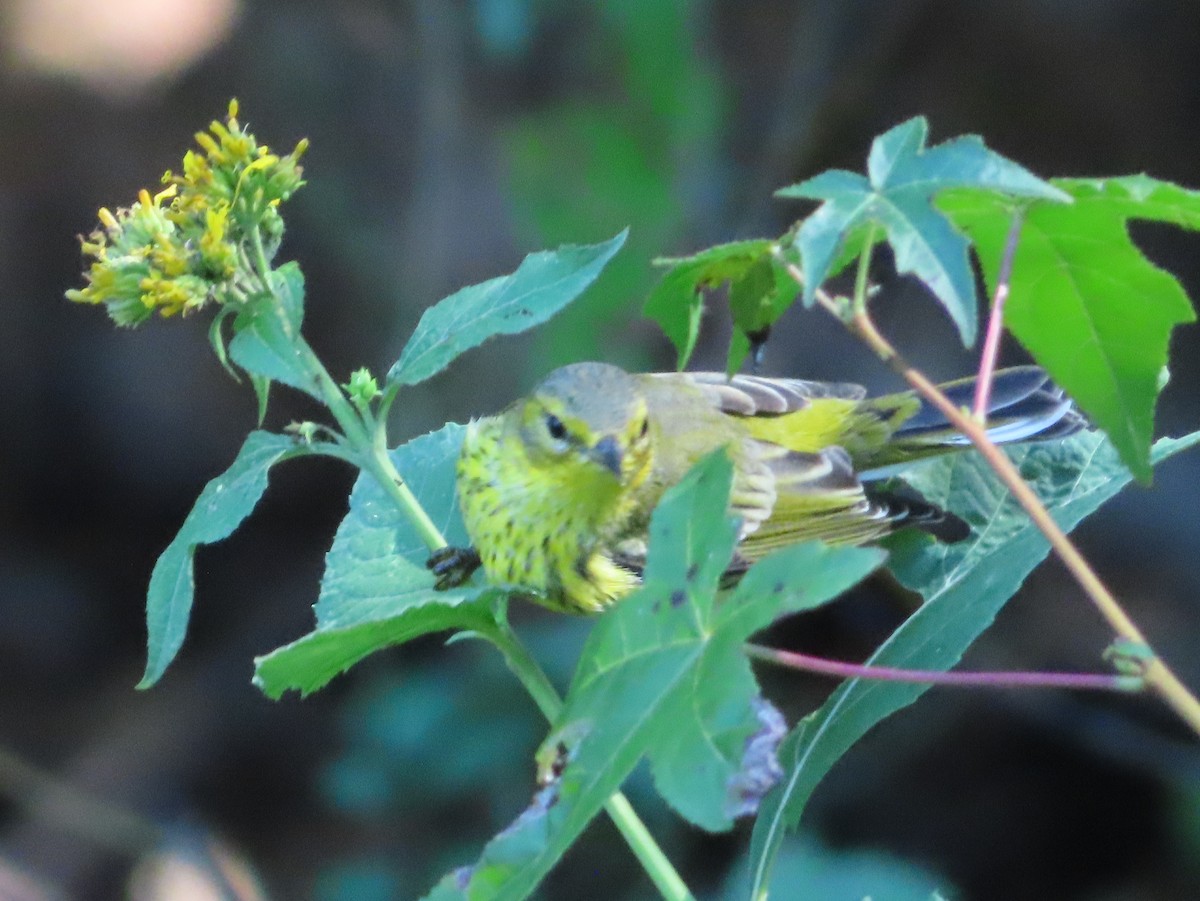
top-left (428, 363), bottom-right (1083, 614)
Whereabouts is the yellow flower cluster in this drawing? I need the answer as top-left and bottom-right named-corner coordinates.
top-left (67, 100), bottom-right (308, 327)
top-left (166, 98), bottom-right (308, 249)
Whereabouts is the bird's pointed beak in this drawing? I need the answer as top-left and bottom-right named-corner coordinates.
top-left (590, 435), bottom-right (624, 477)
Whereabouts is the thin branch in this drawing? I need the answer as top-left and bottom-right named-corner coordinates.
top-left (849, 309), bottom-right (1200, 734)
top-left (779, 257), bottom-right (1200, 735)
top-left (851, 224), bottom-right (878, 317)
top-left (973, 209), bottom-right (1025, 420)
top-left (745, 644), bottom-right (1143, 692)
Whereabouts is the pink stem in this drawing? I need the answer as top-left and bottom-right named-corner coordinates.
top-left (972, 209), bottom-right (1026, 421)
top-left (746, 644), bottom-right (1143, 692)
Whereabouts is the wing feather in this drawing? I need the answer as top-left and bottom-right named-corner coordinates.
top-left (650, 371), bottom-right (866, 416)
top-left (736, 442), bottom-right (894, 559)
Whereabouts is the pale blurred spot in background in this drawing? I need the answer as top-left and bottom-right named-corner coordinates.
top-left (8, 0), bottom-right (239, 96)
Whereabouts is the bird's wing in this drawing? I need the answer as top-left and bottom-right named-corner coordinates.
top-left (734, 441), bottom-right (894, 558)
top-left (648, 371), bottom-right (866, 416)
top-left (630, 372), bottom-right (894, 567)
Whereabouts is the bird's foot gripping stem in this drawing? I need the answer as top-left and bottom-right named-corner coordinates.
top-left (426, 546), bottom-right (482, 590)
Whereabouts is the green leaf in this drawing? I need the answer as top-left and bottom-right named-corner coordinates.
top-left (253, 424), bottom-right (493, 698)
top-left (643, 239), bottom-right (783, 370)
top-left (747, 428), bottom-right (1200, 897)
top-left (228, 262), bottom-right (322, 401)
top-left (140, 431), bottom-right (306, 688)
top-left (428, 453), bottom-right (883, 899)
top-left (725, 254), bottom-right (797, 375)
top-left (316, 423), bottom-right (465, 627)
top-left (777, 117), bottom-right (1069, 345)
top-left (387, 231), bottom-right (627, 387)
top-left (254, 592), bottom-right (497, 700)
top-left (650, 541), bottom-right (881, 830)
top-left (723, 837), bottom-right (951, 901)
top-left (940, 176), bottom-right (1200, 482)
top-left (207, 303), bottom-right (237, 378)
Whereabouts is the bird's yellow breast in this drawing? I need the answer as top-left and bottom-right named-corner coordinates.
top-left (456, 417), bottom-right (639, 613)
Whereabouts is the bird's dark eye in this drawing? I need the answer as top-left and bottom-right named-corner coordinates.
top-left (638, 417), bottom-right (649, 439)
top-left (545, 414), bottom-right (567, 441)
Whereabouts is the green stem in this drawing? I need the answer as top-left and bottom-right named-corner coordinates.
top-left (296, 344), bottom-right (449, 556)
top-left (247, 223), bottom-right (370, 450)
top-left (376, 382), bottom-right (402, 433)
top-left (269, 302), bottom-right (446, 552)
top-left (604, 794), bottom-right (693, 901)
top-left (298, 339), bottom-right (448, 554)
top-left (366, 445), bottom-right (451, 552)
top-left (487, 617), bottom-right (563, 721)
top-left (851, 224), bottom-right (877, 317)
top-left (487, 618), bottom-right (695, 901)
top-left (248, 225), bottom-right (276, 294)
top-left (358, 387), bottom-right (452, 552)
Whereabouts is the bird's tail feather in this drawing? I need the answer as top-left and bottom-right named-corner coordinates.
top-left (860, 366), bottom-right (1087, 477)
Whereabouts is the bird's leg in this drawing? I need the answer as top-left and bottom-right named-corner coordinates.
top-left (426, 546), bottom-right (482, 589)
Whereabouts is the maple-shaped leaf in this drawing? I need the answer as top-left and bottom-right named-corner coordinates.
top-left (777, 116), bottom-right (1069, 345)
top-left (940, 175), bottom-right (1200, 482)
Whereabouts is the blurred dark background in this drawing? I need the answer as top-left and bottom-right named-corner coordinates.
top-left (3, 1), bottom-right (1200, 898)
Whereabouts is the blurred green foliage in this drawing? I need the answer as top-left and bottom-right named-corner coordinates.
top-left (504, 2), bottom-right (723, 373)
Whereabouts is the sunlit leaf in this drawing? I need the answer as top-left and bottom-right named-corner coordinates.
top-left (941, 176), bottom-right (1200, 481)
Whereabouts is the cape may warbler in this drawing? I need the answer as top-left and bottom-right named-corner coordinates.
top-left (429, 363), bottom-right (1083, 613)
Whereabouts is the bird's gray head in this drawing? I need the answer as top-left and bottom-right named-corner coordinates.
top-left (513, 362), bottom-right (652, 483)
